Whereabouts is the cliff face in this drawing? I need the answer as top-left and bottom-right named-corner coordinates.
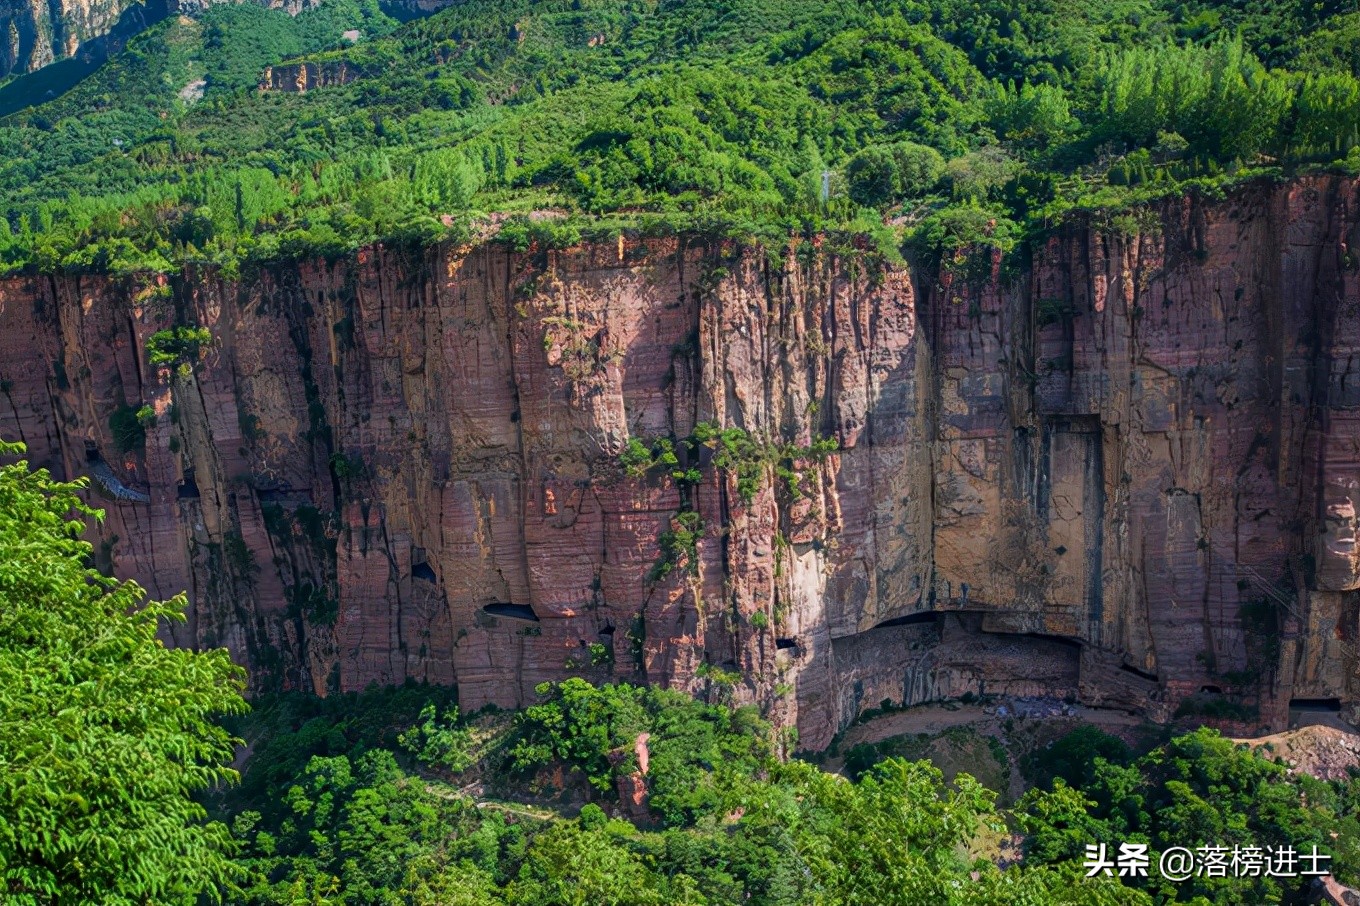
top-left (1, 176), bottom-right (1357, 749)
top-left (2, 0), bottom-right (135, 75)
top-left (259, 59), bottom-right (360, 92)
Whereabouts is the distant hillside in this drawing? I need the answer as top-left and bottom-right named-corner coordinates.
top-left (0, 0), bottom-right (1357, 278)
top-left (0, 0), bottom-right (331, 80)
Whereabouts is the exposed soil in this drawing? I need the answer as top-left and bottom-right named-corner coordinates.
top-left (1233, 724), bottom-right (1360, 781)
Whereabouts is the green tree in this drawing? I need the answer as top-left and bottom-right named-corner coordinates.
top-left (890, 141), bottom-right (948, 199)
top-left (508, 824), bottom-right (674, 906)
top-left (1017, 780), bottom-right (1115, 864)
top-left (399, 703), bottom-right (475, 772)
top-left (510, 680), bottom-right (650, 792)
top-left (846, 145), bottom-right (900, 206)
top-left (989, 82), bottom-right (1080, 156)
top-left (1022, 725), bottom-right (1132, 791)
top-left (1017, 728), bottom-right (1359, 903)
top-left (408, 858), bottom-right (506, 906)
top-left (845, 140), bottom-right (946, 207)
top-left (774, 756), bottom-right (1000, 904)
top-left (0, 441), bottom-right (248, 904)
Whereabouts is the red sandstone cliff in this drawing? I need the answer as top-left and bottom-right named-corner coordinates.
top-left (0, 176), bottom-right (1356, 750)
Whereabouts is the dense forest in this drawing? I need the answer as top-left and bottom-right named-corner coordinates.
top-left (210, 680), bottom-right (1360, 906)
top-left (0, 0), bottom-right (1357, 276)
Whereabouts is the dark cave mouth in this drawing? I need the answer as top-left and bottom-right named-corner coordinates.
top-left (483, 602), bottom-right (540, 622)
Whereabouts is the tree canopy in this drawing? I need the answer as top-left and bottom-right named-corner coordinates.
top-left (0, 0), bottom-right (1357, 275)
top-left (209, 679), bottom-right (1360, 905)
top-left (0, 441), bottom-right (248, 904)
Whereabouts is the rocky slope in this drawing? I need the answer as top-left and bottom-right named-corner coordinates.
top-left (0, 175), bottom-right (1357, 750)
top-left (2, 0), bottom-right (145, 76)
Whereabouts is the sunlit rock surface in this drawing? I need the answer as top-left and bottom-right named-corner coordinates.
top-left (1, 175), bottom-right (1356, 750)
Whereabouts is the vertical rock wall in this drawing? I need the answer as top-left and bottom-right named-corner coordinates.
top-left (2, 0), bottom-right (145, 76)
top-left (0, 176), bottom-right (1356, 750)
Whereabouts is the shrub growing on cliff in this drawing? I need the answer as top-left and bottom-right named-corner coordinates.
top-left (651, 510), bottom-right (704, 581)
top-left (108, 403), bottom-right (147, 453)
top-left (146, 325), bottom-right (211, 369)
top-left (0, 440), bottom-right (247, 904)
top-left (619, 437), bottom-right (654, 478)
top-left (626, 424), bottom-right (839, 508)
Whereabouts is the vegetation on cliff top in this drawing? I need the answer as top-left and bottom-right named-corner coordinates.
top-left (0, 0), bottom-right (1357, 276)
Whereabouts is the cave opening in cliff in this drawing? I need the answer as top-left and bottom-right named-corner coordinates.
top-left (483, 602), bottom-right (540, 622)
top-left (1289, 698), bottom-right (1342, 712)
top-left (412, 562), bottom-right (437, 584)
top-left (775, 638), bottom-right (798, 650)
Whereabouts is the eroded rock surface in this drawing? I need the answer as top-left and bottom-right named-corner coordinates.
top-left (1, 176), bottom-right (1357, 750)
top-left (1, 0), bottom-right (138, 75)
top-left (258, 59), bottom-right (360, 92)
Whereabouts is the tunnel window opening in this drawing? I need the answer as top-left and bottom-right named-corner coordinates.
top-left (483, 602), bottom-right (539, 622)
top-left (412, 562), bottom-right (437, 584)
top-left (1200, 685), bottom-right (1223, 694)
top-left (775, 638), bottom-right (798, 651)
top-left (1290, 698), bottom-right (1341, 712)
